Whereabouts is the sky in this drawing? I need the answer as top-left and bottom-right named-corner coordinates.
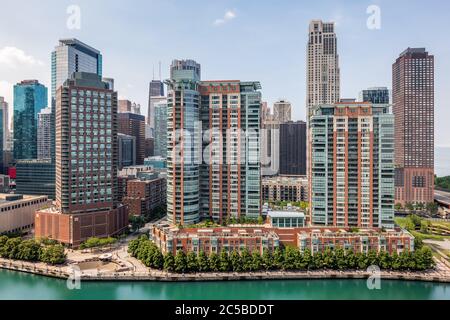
top-left (0, 0), bottom-right (449, 146)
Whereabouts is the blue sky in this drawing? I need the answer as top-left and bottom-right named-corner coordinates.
top-left (1, 0), bottom-right (449, 146)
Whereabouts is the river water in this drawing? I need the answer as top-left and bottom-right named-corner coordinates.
top-left (1, 269), bottom-right (449, 300)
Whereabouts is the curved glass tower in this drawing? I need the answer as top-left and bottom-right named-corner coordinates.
top-left (166, 60), bottom-right (201, 225)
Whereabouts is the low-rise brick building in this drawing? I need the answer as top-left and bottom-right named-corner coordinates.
top-left (152, 224), bottom-right (280, 255)
top-left (123, 175), bottom-right (166, 217)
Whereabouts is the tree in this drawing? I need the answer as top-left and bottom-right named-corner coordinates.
top-left (409, 215), bottom-right (422, 229)
top-left (426, 202), bottom-right (438, 215)
top-left (128, 238), bottom-right (140, 257)
top-left (174, 250), bottom-right (187, 273)
top-left (394, 203), bottom-right (403, 211)
top-left (414, 237), bottom-right (424, 250)
top-left (257, 216), bottom-right (264, 225)
top-left (322, 248), bottom-right (336, 269)
top-left (272, 247), bottom-right (284, 270)
top-left (219, 250), bottom-right (230, 272)
top-left (152, 250), bottom-right (164, 270)
top-left (391, 252), bottom-right (402, 270)
top-left (209, 252), bottom-right (220, 272)
top-left (283, 246), bottom-right (297, 270)
top-left (356, 252), bottom-right (369, 270)
top-left (312, 252), bottom-right (324, 269)
top-left (163, 252), bottom-right (175, 272)
top-left (0, 235), bottom-right (8, 249)
top-left (405, 202), bottom-right (415, 212)
top-left (302, 249), bottom-right (313, 270)
top-left (262, 249), bottom-right (273, 270)
top-left (251, 250), bottom-right (262, 271)
top-left (39, 245), bottom-right (66, 265)
top-left (17, 240), bottom-right (41, 261)
top-left (367, 250), bottom-right (379, 267)
top-left (2, 238), bottom-right (22, 259)
top-left (378, 250), bottom-right (391, 270)
top-left (198, 251), bottom-right (210, 272)
top-left (345, 250), bottom-right (357, 269)
top-left (241, 249), bottom-right (253, 271)
top-left (186, 252), bottom-right (199, 272)
top-left (230, 250), bottom-right (242, 272)
top-left (335, 248), bottom-right (347, 270)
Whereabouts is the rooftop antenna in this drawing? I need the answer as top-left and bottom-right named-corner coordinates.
top-left (152, 64), bottom-right (155, 80)
top-left (159, 61), bottom-right (162, 81)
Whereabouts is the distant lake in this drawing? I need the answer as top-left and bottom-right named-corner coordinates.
top-left (436, 147), bottom-right (450, 177)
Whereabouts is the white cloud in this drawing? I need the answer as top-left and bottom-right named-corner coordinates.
top-left (0, 46), bottom-right (44, 69)
top-left (213, 10), bottom-right (237, 26)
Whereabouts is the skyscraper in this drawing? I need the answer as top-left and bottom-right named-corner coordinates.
top-left (309, 102), bottom-right (395, 229)
top-left (118, 133), bottom-right (136, 169)
top-left (166, 59), bottom-right (201, 225)
top-left (37, 107), bottom-right (52, 160)
top-left (279, 121), bottom-right (307, 176)
top-left (360, 87), bottom-right (390, 104)
top-left (199, 81), bottom-right (262, 222)
top-left (118, 113), bottom-right (146, 165)
top-left (51, 39), bottom-right (102, 161)
top-left (154, 99), bottom-right (167, 158)
top-left (147, 80), bottom-right (165, 128)
top-left (13, 80), bottom-right (48, 160)
top-left (393, 48), bottom-right (434, 205)
top-left (51, 39), bottom-right (103, 99)
top-left (0, 97), bottom-right (10, 152)
top-left (166, 60), bottom-right (261, 225)
top-left (273, 99), bottom-right (292, 123)
top-left (35, 72), bottom-right (128, 247)
top-left (306, 20), bottom-right (340, 116)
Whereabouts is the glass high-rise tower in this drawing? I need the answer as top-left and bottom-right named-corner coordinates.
top-left (51, 39), bottom-right (102, 161)
top-left (13, 80), bottom-right (48, 160)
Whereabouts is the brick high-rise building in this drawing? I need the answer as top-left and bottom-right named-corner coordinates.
top-left (118, 112), bottom-right (146, 165)
top-left (309, 102), bottom-right (395, 229)
top-left (393, 48), bottom-right (434, 205)
top-left (199, 80), bottom-right (262, 222)
top-left (35, 72), bottom-right (128, 247)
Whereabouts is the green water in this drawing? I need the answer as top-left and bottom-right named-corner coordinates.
top-left (0, 269), bottom-right (449, 300)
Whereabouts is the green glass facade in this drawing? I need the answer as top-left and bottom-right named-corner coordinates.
top-left (13, 80), bottom-right (48, 160)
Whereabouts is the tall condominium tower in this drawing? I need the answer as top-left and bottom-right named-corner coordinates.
top-left (147, 80), bottom-right (165, 128)
top-left (13, 80), bottom-right (48, 160)
top-left (393, 48), bottom-right (434, 205)
top-left (0, 97), bottom-right (10, 152)
top-left (166, 60), bottom-right (261, 225)
top-left (154, 99), bottom-right (168, 158)
top-left (309, 102), bottom-right (395, 228)
top-left (360, 87), bottom-right (390, 104)
top-left (273, 99), bottom-right (292, 123)
top-left (118, 113), bottom-right (146, 165)
top-left (35, 73), bottom-right (128, 247)
top-left (261, 117), bottom-right (280, 177)
top-left (51, 39), bottom-right (102, 161)
top-left (166, 59), bottom-right (201, 225)
top-left (307, 20), bottom-right (340, 116)
top-left (37, 107), bottom-right (52, 160)
top-left (279, 121), bottom-right (307, 176)
top-left (51, 39), bottom-right (102, 99)
top-left (199, 81), bottom-right (262, 222)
